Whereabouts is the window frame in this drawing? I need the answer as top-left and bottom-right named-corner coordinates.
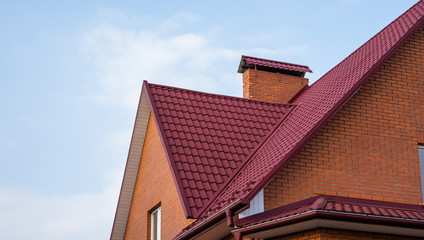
top-left (150, 206), bottom-right (161, 240)
top-left (419, 145), bottom-right (424, 202)
top-left (239, 189), bottom-right (264, 219)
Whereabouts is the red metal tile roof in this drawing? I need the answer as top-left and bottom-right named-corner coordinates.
top-left (145, 82), bottom-right (295, 217)
top-left (238, 55), bottom-right (312, 74)
top-left (175, 1), bottom-right (424, 238)
top-left (235, 195), bottom-right (424, 228)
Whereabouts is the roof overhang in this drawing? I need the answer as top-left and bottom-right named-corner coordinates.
top-left (237, 55), bottom-right (312, 77)
top-left (174, 200), bottom-right (249, 240)
top-left (232, 210), bottom-right (424, 239)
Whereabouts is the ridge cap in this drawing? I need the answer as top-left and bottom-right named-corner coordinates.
top-left (147, 82), bottom-right (296, 108)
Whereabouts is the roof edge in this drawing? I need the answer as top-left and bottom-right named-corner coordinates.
top-left (238, 55), bottom-right (313, 74)
top-left (241, 0), bottom-right (424, 208)
top-left (144, 81), bottom-right (194, 218)
top-left (236, 194), bottom-right (424, 227)
top-left (232, 195), bottom-right (424, 239)
top-left (232, 211), bottom-right (424, 239)
top-left (110, 83), bottom-right (151, 240)
top-left (174, 200), bottom-right (244, 240)
top-left (308, 0), bottom-right (423, 89)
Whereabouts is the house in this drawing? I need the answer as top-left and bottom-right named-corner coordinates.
top-left (111, 1), bottom-right (424, 239)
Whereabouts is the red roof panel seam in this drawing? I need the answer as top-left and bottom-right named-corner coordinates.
top-left (239, 2), bottom-right (424, 209)
top-left (181, 1), bottom-right (424, 234)
top-left (192, 104), bottom-right (299, 218)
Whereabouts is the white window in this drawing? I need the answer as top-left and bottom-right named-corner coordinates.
top-left (419, 146), bottom-right (424, 202)
top-left (239, 189), bottom-right (264, 219)
top-left (151, 207), bottom-right (161, 240)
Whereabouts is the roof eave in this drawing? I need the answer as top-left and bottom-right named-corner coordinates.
top-left (174, 200), bottom-right (247, 240)
top-left (232, 210), bottom-right (424, 239)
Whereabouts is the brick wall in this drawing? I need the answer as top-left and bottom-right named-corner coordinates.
top-left (124, 113), bottom-right (194, 239)
top-left (270, 228), bottom-right (424, 240)
top-left (264, 25), bottom-right (424, 210)
top-left (243, 69), bottom-right (308, 104)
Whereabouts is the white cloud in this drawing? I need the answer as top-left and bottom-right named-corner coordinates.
top-left (34, 11), bottom-right (315, 240)
top-left (79, 23), bottom-right (239, 110)
top-left (0, 172), bottom-right (121, 240)
top-left (78, 12), bottom-right (310, 110)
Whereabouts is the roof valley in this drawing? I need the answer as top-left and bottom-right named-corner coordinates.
top-left (176, 1), bottom-right (424, 238)
top-left (145, 82), bottom-right (296, 218)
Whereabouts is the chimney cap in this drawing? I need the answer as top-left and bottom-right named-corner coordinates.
top-left (238, 55), bottom-right (312, 76)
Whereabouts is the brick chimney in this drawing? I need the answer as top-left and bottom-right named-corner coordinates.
top-left (238, 55), bottom-right (312, 104)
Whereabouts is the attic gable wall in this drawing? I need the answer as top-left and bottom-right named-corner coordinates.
top-left (265, 25), bottom-right (424, 210)
top-left (124, 113), bottom-right (194, 240)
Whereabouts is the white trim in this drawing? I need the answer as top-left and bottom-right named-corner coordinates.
top-left (419, 145), bottom-right (424, 203)
top-left (151, 207), bottom-right (161, 240)
top-left (242, 218), bottom-right (424, 239)
top-left (239, 189), bottom-right (264, 219)
top-left (110, 88), bottom-right (151, 240)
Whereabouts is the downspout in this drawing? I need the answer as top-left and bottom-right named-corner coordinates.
top-left (226, 208), bottom-right (234, 227)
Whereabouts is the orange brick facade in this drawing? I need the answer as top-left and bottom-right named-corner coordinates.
top-left (264, 26), bottom-right (424, 210)
top-left (269, 228), bottom-right (424, 240)
top-left (243, 69), bottom-right (309, 104)
top-left (124, 114), bottom-right (194, 240)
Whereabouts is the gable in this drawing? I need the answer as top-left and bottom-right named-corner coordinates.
top-left (111, 88), bottom-right (151, 240)
top-left (146, 82), bottom-right (295, 218)
top-left (124, 113), bottom-right (194, 240)
top-left (265, 24), bottom-right (424, 209)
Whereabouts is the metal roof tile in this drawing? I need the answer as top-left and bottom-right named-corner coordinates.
top-left (238, 55), bottom-right (312, 74)
top-left (176, 1), bottom-right (424, 235)
top-left (234, 195), bottom-right (424, 228)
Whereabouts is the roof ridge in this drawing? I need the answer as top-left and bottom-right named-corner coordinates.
top-left (240, 0), bottom-right (424, 208)
top-left (147, 82), bottom-right (297, 108)
top-left (308, 0), bottom-right (424, 89)
top-left (175, 1), bottom-right (424, 238)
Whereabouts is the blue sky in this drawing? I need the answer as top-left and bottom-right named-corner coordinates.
top-left (0, 1), bottom-right (418, 239)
